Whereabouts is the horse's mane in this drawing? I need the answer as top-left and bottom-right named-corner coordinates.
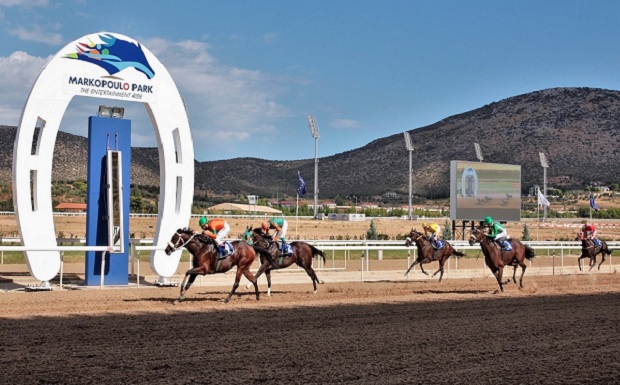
top-left (177, 227), bottom-right (213, 244)
top-left (252, 227), bottom-right (272, 240)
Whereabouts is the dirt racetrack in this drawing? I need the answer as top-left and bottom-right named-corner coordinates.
top-left (1, 273), bottom-right (619, 384)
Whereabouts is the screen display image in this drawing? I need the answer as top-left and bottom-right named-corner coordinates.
top-left (450, 161), bottom-right (521, 222)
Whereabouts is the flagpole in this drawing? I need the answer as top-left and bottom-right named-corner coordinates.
top-left (295, 192), bottom-right (299, 238)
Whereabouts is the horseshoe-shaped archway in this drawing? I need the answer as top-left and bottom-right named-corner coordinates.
top-left (13, 32), bottom-right (194, 283)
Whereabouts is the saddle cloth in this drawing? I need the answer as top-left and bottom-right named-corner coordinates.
top-left (218, 241), bottom-right (233, 259)
top-left (281, 243), bottom-right (293, 255)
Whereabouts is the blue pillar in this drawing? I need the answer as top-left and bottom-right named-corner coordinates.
top-left (84, 116), bottom-right (131, 286)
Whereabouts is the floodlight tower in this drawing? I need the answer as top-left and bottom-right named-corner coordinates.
top-left (539, 152), bottom-right (549, 220)
top-left (307, 116), bottom-right (320, 218)
top-left (474, 143), bottom-right (483, 162)
top-left (404, 131), bottom-right (414, 219)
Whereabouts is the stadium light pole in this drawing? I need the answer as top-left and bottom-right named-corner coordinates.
top-left (307, 116), bottom-right (320, 218)
top-left (404, 131), bottom-right (414, 219)
top-left (474, 143), bottom-right (483, 162)
top-left (539, 152), bottom-right (549, 221)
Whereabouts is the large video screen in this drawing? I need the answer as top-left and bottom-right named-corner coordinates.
top-left (450, 161), bottom-right (521, 222)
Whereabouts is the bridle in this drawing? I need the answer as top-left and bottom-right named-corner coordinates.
top-left (167, 231), bottom-right (196, 252)
top-left (405, 231), bottom-right (423, 246)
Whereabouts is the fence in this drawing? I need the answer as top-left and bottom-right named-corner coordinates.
top-left (0, 237), bottom-right (618, 290)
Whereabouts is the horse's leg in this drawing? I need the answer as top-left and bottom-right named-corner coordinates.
top-left (589, 255), bottom-right (596, 272)
top-left (431, 255), bottom-right (445, 282)
top-left (241, 269), bottom-right (260, 301)
top-left (404, 259), bottom-right (420, 276)
top-left (598, 252), bottom-right (606, 271)
top-left (494, 266), bottom-right (506, 293)
top-left (245, 260), bottom-right (269, 289)
top-left (175, 271), bottom-right (200, 304)
top-left (419, 261), bottom-right (430, 276)
top-left (301, 266), bottom-right (321, 294)
top-left (518, 261), bottom-right (527, 288)
top-left (224, 268), bottom-right (245, 303)
top-left (265, 270), bottom-right (273, 296)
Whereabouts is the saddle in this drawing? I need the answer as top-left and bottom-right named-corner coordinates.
top-left (431, 239), bottom-right (444, 250)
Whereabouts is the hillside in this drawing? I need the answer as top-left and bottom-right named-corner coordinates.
top-left (1, 87), bottom-right (620, 199)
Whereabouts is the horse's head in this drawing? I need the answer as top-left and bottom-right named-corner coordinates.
top-left (468, 227), bottom-right (484, 246)
top-left (250, 227), bottom-right (270, 248)
top-left (241, 226), bottom-right (253, 244)
top-left (576, 230), bottom-right (585, 241)
top-left (165, 228), bottom-right (195, 255)
top-left (405, 228), bottom-right (424, 247)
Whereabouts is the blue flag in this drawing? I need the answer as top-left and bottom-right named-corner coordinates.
top-left (297, 173), bottom-right (306, 197)
top-left (590, 194), bottom-right (599, 212)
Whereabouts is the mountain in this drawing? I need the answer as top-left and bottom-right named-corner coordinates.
top-left (1, 87), bottom-right (620, 199)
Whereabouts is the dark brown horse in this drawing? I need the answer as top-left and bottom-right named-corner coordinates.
top-left (576, 231), bottom-right (613, 272)
top-left (468, 227), bottom-right (536, 292)
top-left (164, 228), bottom-right (275, 304)
top-left (242, 226), bottom-right (326, 295)
top-left (404, 228), bottom-right (465, 282)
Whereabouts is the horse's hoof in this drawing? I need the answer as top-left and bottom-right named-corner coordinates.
top-left (173, 299), bottom-right (181, 305)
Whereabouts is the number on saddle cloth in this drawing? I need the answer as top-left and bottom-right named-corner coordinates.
top-left (593, 238), bottom-right (601, 247)
top-left (281, 243), bottom-right (293, 256)
top-left (498, 239), bottom-right (512, 251)
top-left (434, 240), bottom-right (444, 250)
top-left (218, 241), bottom-right (233, 259)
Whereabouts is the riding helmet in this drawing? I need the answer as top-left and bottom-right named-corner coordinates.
top-left (484, 216), bottom-right (493, 225)
top-left (199, 216), bottom-right (207, 227)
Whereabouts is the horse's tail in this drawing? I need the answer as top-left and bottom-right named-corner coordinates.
top-left (309, 244), bottom-right (326, 264)
top-left (453, 250), bottom-right (466, 258)
top-left (252, 245), bottom-right (278, 268)
top-left (524, 244), bottom-right (536, 260)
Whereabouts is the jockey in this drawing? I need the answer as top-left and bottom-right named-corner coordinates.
top-left (422, 222), bottom-right (441, 249)
top-left (198, 217), bottom-right (230, 257)
top-left (261, 217), bottom-right (288, 252)
top-left (581, 221), bottom-right (600, 247)
top-left (483, 216), bottom-right (511, 251)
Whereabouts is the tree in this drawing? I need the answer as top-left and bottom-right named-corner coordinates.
top-left (522, 223), bottom-right (531, 241)
top-left (442, 219), bottom-right (453, 240)
top-left (366, 219), bottom-right (378, 240)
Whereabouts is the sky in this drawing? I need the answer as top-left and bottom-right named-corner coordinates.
top-left (1, 0), bottom-right (620, 162)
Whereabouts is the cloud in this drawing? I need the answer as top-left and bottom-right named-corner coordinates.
top-left (330, 118), bottom-right (360, 130)
top-left (8, 24), bottom-right (63, 45)
top-left (0, 36), bottom-right (297, 161)
top-left (0, 51), bottom-right (51, 123)
top-left (263, 33), bottom-right (279, 44)
top-left (0, 0), bottom-right (49, 7)
top-left (142, 38), bottom-right (292, 154)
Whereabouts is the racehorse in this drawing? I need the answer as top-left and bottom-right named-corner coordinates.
top-left (576, 231), bottom-right (613, 272)
top-left (242, 226), bottom-right (326, 295)
top-left (165, 228), bottom-right (275, 304)
top-left (468, 227), bottom-right (535, 292)
top-left (404, 228), bottom-right (465, 282)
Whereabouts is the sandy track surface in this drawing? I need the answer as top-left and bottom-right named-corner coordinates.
top-left (1, 273), bottom-right (619, 384)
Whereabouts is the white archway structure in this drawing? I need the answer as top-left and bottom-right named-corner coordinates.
top-left (13, 32), bottom-right (194, 283)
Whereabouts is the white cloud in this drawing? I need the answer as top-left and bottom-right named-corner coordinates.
top-left (143, 38), bottom-right (292, 152)
top-left (8, 24), bottom-right (63, 45)
top-left (263, 33), bottom-right (279, 44)
top-left (0, 36), bottom-right (297, 161)
top-left (331, 118), bottom-right (360, 130)
top-left (0, 0), bottom-right (49, 6)
top-left (0, 51), bottom-right (50, 124)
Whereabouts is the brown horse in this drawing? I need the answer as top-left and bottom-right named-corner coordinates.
top-left (576, 231), bottom-right (613, 272)
top-left (404, 228), bottom-right (465, 282)
top-left (164, 228), bottom-right (275, 304)
top-left (242, 226), bottom-right (326, 295)
top-left (468, 227), bottom-right (536, 292)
